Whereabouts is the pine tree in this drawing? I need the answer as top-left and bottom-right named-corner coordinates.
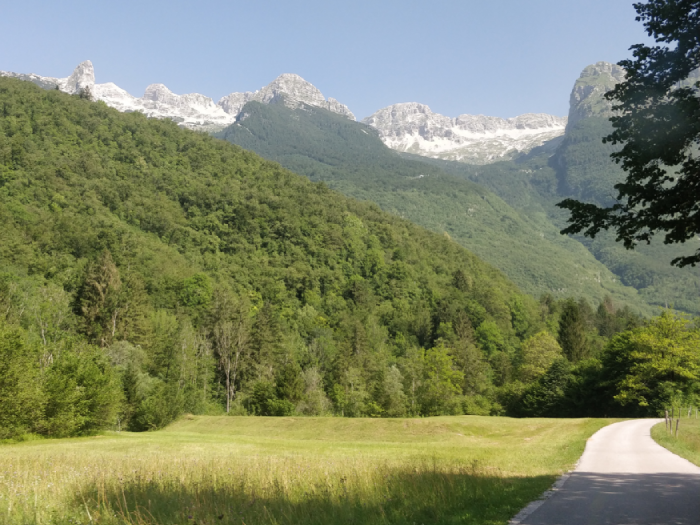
top-left (558, 300), bottom-right (589, 362)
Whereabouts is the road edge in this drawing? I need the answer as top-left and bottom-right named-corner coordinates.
top-left (507, 421), bottom-right (606, 525)
top-left (507, 467), bottom-right (575, 525)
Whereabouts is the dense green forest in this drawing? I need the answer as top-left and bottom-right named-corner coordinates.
top-left (419, 117), bottom-right (700, 315)
top-left (216, 100), bottom-right (652, 313)
top-left (0, 79), bottom-right (697, 441)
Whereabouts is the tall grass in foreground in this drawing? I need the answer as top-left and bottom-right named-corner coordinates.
top-left (651, 418), bottom-right (700, 467)
top-left (1, 455), bottom-right (550, 525)
top-left (0, 416), bottom-right (613, 525)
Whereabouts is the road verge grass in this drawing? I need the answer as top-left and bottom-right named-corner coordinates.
top-left (0, 416), bottom-right (614, 525)
top-left (651, 417), bottom-right (700, 466)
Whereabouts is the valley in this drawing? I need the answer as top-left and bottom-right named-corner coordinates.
top-left (2, 2), bottom-right (700, 524)
top-left (0, 54), bottom-right (696, 436)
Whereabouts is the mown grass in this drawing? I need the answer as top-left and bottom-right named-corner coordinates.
top-left (0, 415), bottom-right (614, 525)
top-left (651, 416), bottom-right (700, 467)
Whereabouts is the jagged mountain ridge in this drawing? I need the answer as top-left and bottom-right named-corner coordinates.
top-left (0, 61), bottom-right (354, 131)
top-left (1, 59), bottom-right (663, 163)
top-left (3, 60), bottom-right (571, 162)
top-left (218, 74), bottom-right (355, 121)
top-left (362, 103), bottom-right (567, 165)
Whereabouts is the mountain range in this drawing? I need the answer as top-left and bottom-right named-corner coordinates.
top-left (1, 61), bottom-right (566, 162)
top-left (362, 105), bottom-right (566, 165)
top-left (0, 61), bottom-right (354, 132)
top-left (3, 59), bottom-right (697, 315)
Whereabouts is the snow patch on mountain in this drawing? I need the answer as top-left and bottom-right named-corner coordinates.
top-left (363, 103), bottom-right (567, 164)
top-left (0, 62), bottom-right (355, 131)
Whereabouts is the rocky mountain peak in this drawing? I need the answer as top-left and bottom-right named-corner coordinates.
top-left (217, 74), bottom-right (355, 121)
top-left (63, 60), bottom-right (95, 94)
top-left (142, 83), bottom-right (175, 102)
top-left (567, 61), bottom-right (626, 129)
top-left (263, 73), bottom-right (325, 105)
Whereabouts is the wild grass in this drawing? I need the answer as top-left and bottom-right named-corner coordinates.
top-left (651, 416), bottom-right (700, 467)
top-left (0, 415), bottom-right (613, 525)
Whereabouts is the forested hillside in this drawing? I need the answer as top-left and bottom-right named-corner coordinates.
top-left (426, 117), bottom-right (700, 315)
top-left (0, 78), bottom-right (572, 437)
top-left (2, 78), bottom-right (695, 440)
top-left (216, 100), bottom-right (651, 313)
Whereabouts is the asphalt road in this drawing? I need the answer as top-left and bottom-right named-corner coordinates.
top-left (518, 419), bottom-right (700, 525)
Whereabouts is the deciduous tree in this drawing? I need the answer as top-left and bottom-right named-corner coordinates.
top-left (603, 310), bottom-right (700, 410)
top-left (519, 331), bottom-right (563, 383)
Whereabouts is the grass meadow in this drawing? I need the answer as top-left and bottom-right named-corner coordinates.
top-left (0, 415), bottom-right (614, 525)
top-left (651, 415), bottom-right (700, 467)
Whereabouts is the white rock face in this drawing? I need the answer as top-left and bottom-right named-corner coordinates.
top-left (0, 62), bottom-right (355, 131)
top-left (363, 103), bottom-right (567, 164)
top-left (62, 60), bottom-right (95, 94)
top-left (216, 73), bottom-right (355, 120)
top-left (0, 60), bottom-right (98, 95)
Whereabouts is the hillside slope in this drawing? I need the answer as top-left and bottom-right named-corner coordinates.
top-left (1, 76), bottom-right (562, 425)
top-left (425, 119), bottom-right (699, 315)
top-left (216, 100), bottom-right (652, 313)
top-left (396, 61), bottom-right (699, 315)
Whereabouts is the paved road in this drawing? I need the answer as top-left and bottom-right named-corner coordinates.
top-left (518, 419), bottom-right (700, 525)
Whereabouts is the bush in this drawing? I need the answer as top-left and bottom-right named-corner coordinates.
top-left (246, 381), bottom-right (295, 416)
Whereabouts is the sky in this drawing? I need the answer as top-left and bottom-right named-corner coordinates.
top-left (0, 0), bottom-right (652, 120)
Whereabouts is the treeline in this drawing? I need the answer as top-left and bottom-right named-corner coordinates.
top-left (0, 78), bottom-right (697, 440)
top-left (4, 268), bottom-right (698, 440)
top-left (505, 307), bottom-right (700, 417)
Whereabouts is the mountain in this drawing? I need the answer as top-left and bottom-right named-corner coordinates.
top-left (566, 61), bottom-right (626, 129)
top-left (416, 62), bottom-right (700, 315)
top-left (0, 61), bottom-right (354, 131)
top-left (219, 73), bottom-right (355, 120)
top-left (4, 59), bottom-right (691, 313)
top-left (215, 98), bottom-right (653, 314)
top-left (362, 103), bottom-right (567, 164)
top-left (1, 60), bottom-right (566, 163)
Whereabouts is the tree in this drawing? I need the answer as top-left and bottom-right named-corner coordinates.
top-left (0, 324), bottom-right (44, 438)
top-left (558, 300), bottom-right (589, 362)
top-left (209, 291), bottom-right (251, 413)
top-left (601, 310), bottom-right (700, 412)
top-left (380, 365), bottom-right (408, 417)
top-left (77, 250), bottom-right (122, 347)
top-left (148, 310), bottom-right (180, 380)
top-left (558, 0), bottom-right (700, 267)
top-left (78, 85), bottom-right (93, 101)
top-left (44, 343), bottom-right (122, 436)
top-left (519, 331), bottom-right (563, 383)
top-left (419, 342), bottom-right (464, 416)
top-left (519, 358), bottom-right (574, 417)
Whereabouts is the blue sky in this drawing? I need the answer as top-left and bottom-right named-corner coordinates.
top-left (1, 0), bottom-right (651, 119)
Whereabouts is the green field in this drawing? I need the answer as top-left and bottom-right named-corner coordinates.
top-left (652, 416), bottom-right (700, 467)
top-left (0, 416), bottom-right (614, 525)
